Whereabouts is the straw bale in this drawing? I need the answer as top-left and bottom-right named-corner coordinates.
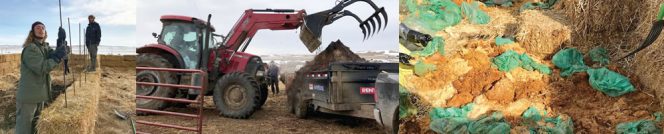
top-left (516, 10), bottom-right (571, 59)
top-left (632, 0), bottom-right (664, 112)
top-left (36, 71), bottom-right (101, 134)
top-left (555, 0), bottom-right (664, 111)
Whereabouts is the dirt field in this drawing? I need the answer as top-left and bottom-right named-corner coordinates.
top-left (94, 66), bottom-right (136, 134)
top-left (136, 83), bottom-right (383, 134)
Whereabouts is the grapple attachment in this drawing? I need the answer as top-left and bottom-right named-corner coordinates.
top-left (300, 0), bottom-right (388, 52)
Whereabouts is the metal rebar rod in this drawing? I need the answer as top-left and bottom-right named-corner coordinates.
top-left (68, 18), bottom-right (75, 95)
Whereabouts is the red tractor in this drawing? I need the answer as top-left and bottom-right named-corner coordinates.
top-left (136, 0), bottom-right (388, 119)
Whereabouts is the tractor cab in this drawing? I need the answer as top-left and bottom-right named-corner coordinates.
top-left (155, 15), bottom-right (216, 69)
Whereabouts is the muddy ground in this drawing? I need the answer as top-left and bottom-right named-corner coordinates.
top-left (136, 83), bottom-right (383, 134)
top-left (399, 40), bottom-right (663, 134)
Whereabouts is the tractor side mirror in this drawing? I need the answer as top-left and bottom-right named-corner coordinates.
top-left (152, 32), bottom-right (158, 38)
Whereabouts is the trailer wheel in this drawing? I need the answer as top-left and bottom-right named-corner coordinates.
top-left (136, 53), bottom-right (177, 114)
top-left (294, 91), bottom-right (310, 118)
top-left (213, 72), bottom-right (260, 119)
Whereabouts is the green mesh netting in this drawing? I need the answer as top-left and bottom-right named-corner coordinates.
top-left (492, 50), bottom-right (551, 74)
top-left (414, 60), bottom-right (437, 76)
top-left (495, 36), bottom-right (515, 46)
top-left (404, 0), bottom-right (462, 32)
top-left (461, 1), bottom-right (491, 25)
top-left (399, 86), bottom-right (417, 119)
top-left (588, 47), bottom-right (610, 65)
top-left (519, 0), bottom-right (559, 12)
top-left (429, 104), bottom-right (511, 134)
top-left (412, 37), bottom-right (445, 57)
top-left (484, 0), bottom-right (513, 7)
top-left (587, 67), bottom-right (635, 97)
top-left (521, 107), bottom-right (575, 134)
top-left (552, 48), bottom-right (589, 77)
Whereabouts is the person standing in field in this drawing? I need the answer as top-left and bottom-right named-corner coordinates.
top-left (16, 21), bottom-right (68, 134)
top-left (267, 61), bottom-right (280, 95)
top-left (85, 15), bottom-right (101, 72)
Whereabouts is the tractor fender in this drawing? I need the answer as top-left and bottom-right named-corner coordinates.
top-left (136, 44), bottom-right (186, 69)
top-left (218, 51), bottom-right (256, 74)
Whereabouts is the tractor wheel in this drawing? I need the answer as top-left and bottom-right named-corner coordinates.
top-left (136, 53), bottom-right (176, 114)
top-left (213, 72), bottom-right (260, 119)
top-left (256, 83), bottom-right (268, 110)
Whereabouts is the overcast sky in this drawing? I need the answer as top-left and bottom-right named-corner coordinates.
top-left (137, 0), bottom-right (398, 54)
top-left (0, 0), bottom-right (135, 47)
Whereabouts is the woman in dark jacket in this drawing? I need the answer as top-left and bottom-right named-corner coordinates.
top-left (15, 21), bottom-right (67, 134)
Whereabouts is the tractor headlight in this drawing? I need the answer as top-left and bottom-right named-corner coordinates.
top-left (256, 70), bottom-right (264, 77)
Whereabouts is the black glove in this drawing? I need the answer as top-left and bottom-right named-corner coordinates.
top-left (49, 45), bottom-right (67, 63)
top-left (64, 58), bottom-right (70, 74)
top-left (57, 27), bottom-right (66, 47)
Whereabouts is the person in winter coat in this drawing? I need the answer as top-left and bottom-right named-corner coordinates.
top-left (85, 15), bottom-right (101, 72)
top-left (267, 61), bottom-right (280, 95)
top-left (16, 21), bottom-right (67, 134)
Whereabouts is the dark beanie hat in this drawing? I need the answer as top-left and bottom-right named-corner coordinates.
top-left (31, 21), bottom-right (44, 31)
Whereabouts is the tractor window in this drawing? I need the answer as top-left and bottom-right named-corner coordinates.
top-left (159, 22), bottom-right (201, 69)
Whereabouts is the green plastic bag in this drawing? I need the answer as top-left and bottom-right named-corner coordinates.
top-left (616, 120), bottom-right (661, 134)
top-left (467, 112), bottom-right (511, 134)
top-left (430, 103), bottom-right (474, 120)
top-left (521, 107), bottom-right (574, 134)
top-left (519, 53), bottom-right (552, 75)
top-left (406, 0), bottom-right (462, 31)
top-left (658, 3), bottom-right (664, 21)
top-left (405, 0), bottom-right (419, 15)
top-left (519, 0), bottom-right (559, 12)
top-left (412, 37), bottom-right (445, 57)
top-left (541, 115), bottom-right (575, 134)
top-left (414, 61), bottom-right (437, 76)
top-left (399, 86), bottom-right (417, 119)
top-left (492, 50), bottom-right (551, 74)
top-left (430, 104), bottom-right (511, 134)
top-left (588, 47), bottom-right (610, 65)
top-left (484, 0), bottom-right (513, 7)
top-left (492, 50), bottom-right (521, 72)
top-left (461, 1), bottom-right (491, 24)
top-left (522, 107), bottom-right (544, 122)
top-left (495, 36), bottom-right (515, 46)
top-left (616, 112), bottom-right (663, 134)
top-left (587, 67), bottom-right (635, 97)
top-left (552, 48), bottom-right (589, 77)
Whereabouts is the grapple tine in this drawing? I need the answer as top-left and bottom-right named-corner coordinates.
top-left (364, 21), bottom-right (373, 37)
top-left (379, 7), bottom-right (388, 29)
top-left (367, 18), bottom-right (376, 36)
top-left (360, 24), bottom-right (368, 40)
top-left (374, 13), bottom-right (382, 32)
